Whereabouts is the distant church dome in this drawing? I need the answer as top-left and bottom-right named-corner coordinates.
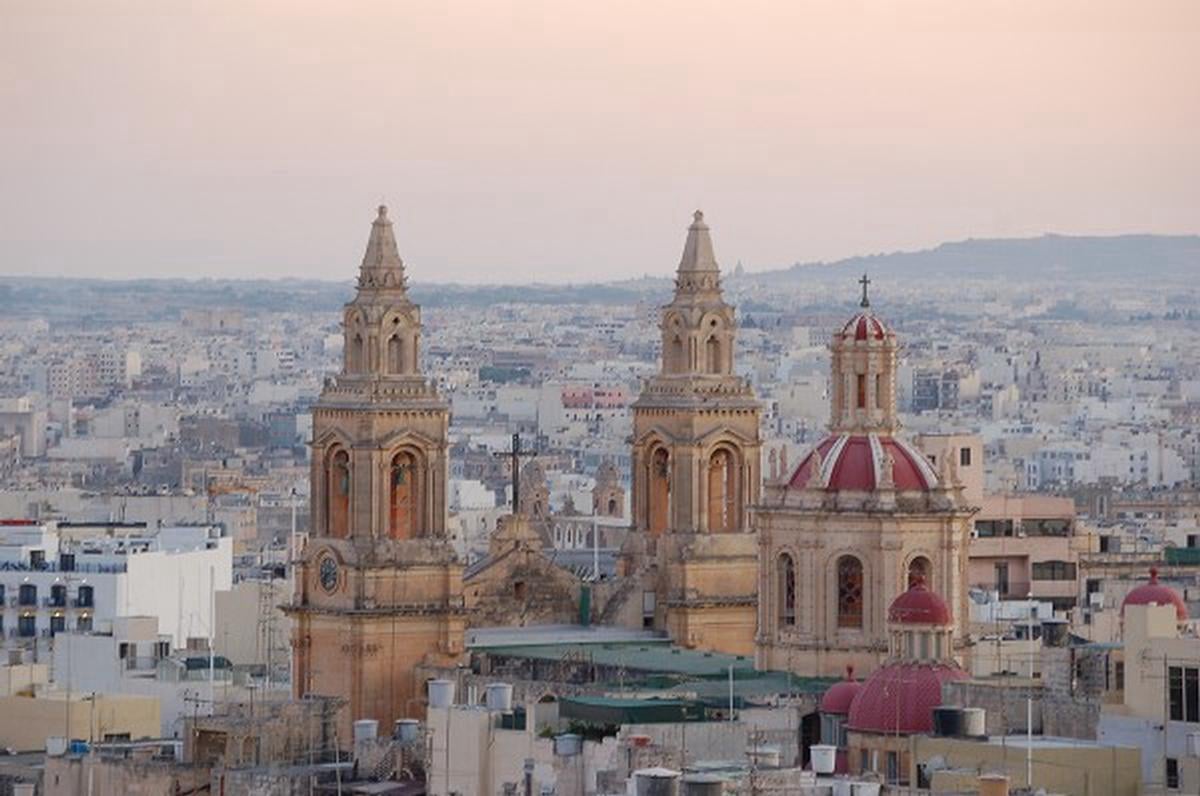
top-left (1122, 567), bottom-right (1187, 621)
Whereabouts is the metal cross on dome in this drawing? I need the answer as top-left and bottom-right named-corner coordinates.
top-left (494, 432), bottom-right (538, 511)
top-left (859, 273), bottom-right (872, 308)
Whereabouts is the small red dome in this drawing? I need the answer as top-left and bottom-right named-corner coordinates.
top-left (820, 666), bottom-right (862, 715)
top-left (888, 577), bottom-right (953, 626)
top-left (1122, 568), bottom-right (1187, 621)
top-left (787, 433), bottom-right (939, 492)
top-left (839, 311), bottom-right (890, 342)
top-left (846, 662), bottom-right (968, 734)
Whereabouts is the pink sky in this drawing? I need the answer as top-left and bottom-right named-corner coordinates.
top-left (2, 1), bottom-right (1197, 282)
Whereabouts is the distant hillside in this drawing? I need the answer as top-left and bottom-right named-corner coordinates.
top-left (754, 233), bottom-right (1200, 284)
top-left (1, 233), bottom-right (1195, 323)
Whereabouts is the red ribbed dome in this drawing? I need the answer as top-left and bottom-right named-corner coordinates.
top-left (839, 311), bottom-right (890, 342)
top-left (846, 662), bottom-right (968, 734)
top-left (820, 667), bottom-right (862, 715)
top-left (1122, 568), bottom-right (1187, 621)
top-left (888, 577), bottom-right (953, 626)
top-left (787, 433), bottom-right (939, 492)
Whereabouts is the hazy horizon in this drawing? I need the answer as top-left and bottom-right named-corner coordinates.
top-left (3, 1), bottom-right (1198, 284)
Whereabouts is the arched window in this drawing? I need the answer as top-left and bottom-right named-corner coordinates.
top-left (670, 335), bottom-right (685, 373)
top-left (648, 447), bottom-right (670, 534)
top-left (607, 497), bottom-right (618, 516)
top-left (328, 449), bottom-right (351, 538)
top-left (908, 556), bottom-right (931, 588)
top-left (389, 450), bottom-right (421, 540)
top-left (349, 334), bottom-right (365, 373)
top-left (837, 556), bottom-right (864, 629)
top-left (705, 336), bottom-right (721, 374)
top-left (387, 335), bottom-right (405, 374)
top-left (706, 447), bottom-right (739, 532)
top-left (778, 554), bottom-right (796, 627)
top-left (18, 584), bottom-right (37, 607)
top-left (856, 374), bottom-right (867, 409)
top-left (874, 374), bottom-right (884, 409)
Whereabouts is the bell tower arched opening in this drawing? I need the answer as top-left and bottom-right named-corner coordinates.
top-left (648, 447), bottom-right (671, 534)
top-left (328, 448), bottom-right (351, 538)
top-left (706, 446), bottom-right (740, 532)
top-left (389, 450), bottom-right (423, 539)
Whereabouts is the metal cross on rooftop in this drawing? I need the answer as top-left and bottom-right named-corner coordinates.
top-left (859, 272), bottom-right (872, 308)
top-left (494, 432), bottom-right (538, 511)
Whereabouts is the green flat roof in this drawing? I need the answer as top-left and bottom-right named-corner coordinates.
top-left (483, 642), bottom-right (757, 678)
top-left (481, 642), bottom-right (835, 695)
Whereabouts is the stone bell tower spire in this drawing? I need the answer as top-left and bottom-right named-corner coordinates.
top-left (658, 210), bottom-right (737, 377)
top-left (357, 205), bottom-right (408, 292)
top-left (342, 205), bottom-right (423, 378)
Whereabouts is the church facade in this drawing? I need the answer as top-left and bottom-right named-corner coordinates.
top-left (286, 206), bottom-right (466, 738)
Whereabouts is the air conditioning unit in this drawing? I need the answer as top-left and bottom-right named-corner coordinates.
top-left (1089, 592), bottom-right (1105, 608)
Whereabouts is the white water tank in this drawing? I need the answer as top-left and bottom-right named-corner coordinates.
top-left (428, 678), bottom-right (455, 708)
top-left (394, 718), bottom-right (420, 743)
top-left (353, 719), bottom-right (378, 743)
top-left (635, 767), bottom-right (681, 796)
top-left (810, 744), bottom-right (838, 774)
top-left (681, 774), bottom-right (723, 796)
top-left (45, 737), bottom-right (67, 757)
top-left (554, 733), bottom-right (582, 756)
top-left (486, 682), bottom-right (514, 711)
top-left (961, 707), bottom-right (986, 737)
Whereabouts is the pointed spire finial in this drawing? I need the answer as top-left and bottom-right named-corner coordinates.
top-left (358, 202), bottom-right (406, 290)
top-left (677, 209), bottom-right (719, 274)
top-left (859, 272), bottom-right (871, 308)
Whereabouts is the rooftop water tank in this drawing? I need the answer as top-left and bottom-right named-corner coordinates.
top-left (681, 773), bottom-right (723, 796)
top-left (932, 705), bottom-right (963, 737)
top-left (810, 744), bottom-right (838, 775)
top-left (428, 678), bottom-right (455, 709)
top-left (553, 733), bottom-right (582, 757)
top-left (961, 707), bottom-right (986, 738)
top-left (486, 682), bottom-right (514, 712)
top-left (394, 718), bottom-right (420, 743)
top-left (635, 767), bottom-right (681, 796)
top-left (353, 719), bottom-right (378, 743)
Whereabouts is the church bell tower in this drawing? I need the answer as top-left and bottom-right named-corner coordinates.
top-left (288, 206), bottom-right (464, 737)
top-left (626, 211), bottom-right (762, 654)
